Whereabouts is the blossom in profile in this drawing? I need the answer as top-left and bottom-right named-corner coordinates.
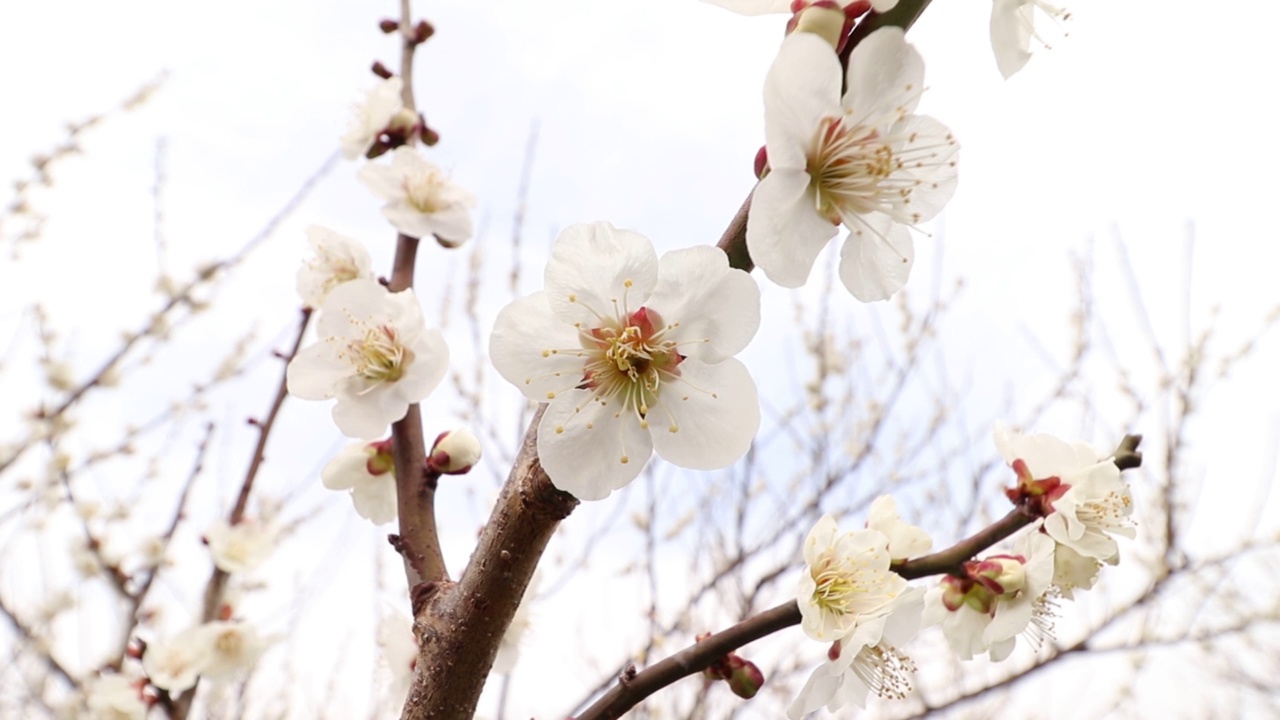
top-left (995, 424), bottom-right (1135, 562)
top-left (924, 530), bottom-right (1056, 661)
top-left (322, 440), bottom-right (398, 524)
top-left (204, 519), bottom-right (276, 575)
top-left (749, 27), bottom-right (958, 301)
top-left (287, 279), bottom-right (449, 439)
top-left (489, 222), bottom-right (761, 500)
top-left (340, 77), bottom-right (406, 160)
top-left (297, 226), bottom-right (374, 309)
top-left (358, 147), bottom-right (476, 246)
top-left (990, 0), bottom-right (1070, 79)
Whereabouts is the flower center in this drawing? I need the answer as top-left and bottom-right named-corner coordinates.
top-left (581, 306), bottom-right (683, 422)
top-left (809, 546), bottom-right (890, 623)
top-left (808, 114), bottom-right (897, 224)
top-left (349, 325), bottom-right (411, 383)
top-left (403, 170), bottom-right (447, 213)
top-left (215, 629), bottom-right (243, 656)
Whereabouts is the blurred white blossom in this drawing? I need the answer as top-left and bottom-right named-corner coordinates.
top-left (990, 0), bottom-right (1070, 78)
top-left (297, 226), bottom-right (374, 309)
top-left (204, 519), bottom-right (275, 575)
top-left (340, 77), bottom-right (405, 160)
top-left (358, 147), bottom-right (475, 246)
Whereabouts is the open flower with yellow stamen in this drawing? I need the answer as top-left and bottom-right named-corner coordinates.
top-left (489, 222), bottom-right (761, 500)
top-left (358, 146), bottom-right (475, 246)
top-left (749, 27), bottom-right (958, 301)
top-left (288, 278), bottom-right (448, 439)
top-left (798, 515), bottom-right (909, 641)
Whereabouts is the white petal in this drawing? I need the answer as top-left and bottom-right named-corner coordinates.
top-left (321, 444), bottom-right (369, 490)
top-left (882, 114), bottom-right (959, 224)
top-left (991, 0), bottom-right (1033, 79)
top-left (765, 32), bottom-right (843, 172)
top-left (644, 246), bottom-right (761, 362)
top-left (351, 475), bottom-right (398, 524)
top-left (837, 215), bottom-right (913, 301)
top-left (747, 170), bottom-right (838, 287)
top-left (331, 391), bottom-right (398, 440)
top-left (544, 222), bottom-right (659, 328)
top-left (538, 389), bottom-right (653, 500)
top-left (844, 27), bottom-right (926, 122)
top-left (649, 358), bottom-right (759, 470)
top-left (286, 343), bottom-right (349, 400)
top-left (787, 663), bottom-right (842, 720)
top-left (391, 327), bottom-right (450, 404)
top-left (489, 291), bottom-right (591, 402)
top-left (357, 161), bottom-right (405, 202)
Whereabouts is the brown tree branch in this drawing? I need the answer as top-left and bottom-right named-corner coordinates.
top-left (402, 405), bottom-right (579, 719)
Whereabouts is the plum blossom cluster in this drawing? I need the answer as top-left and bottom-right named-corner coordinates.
top-left (788, 427), bottom-right (1136, 716)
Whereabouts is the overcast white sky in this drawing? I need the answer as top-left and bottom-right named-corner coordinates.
top-left (2, 0), bottom-right (1279, 717)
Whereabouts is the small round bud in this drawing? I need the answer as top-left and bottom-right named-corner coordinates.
top-left (379, 19), bottom-right (400, 34)
top-left (427, 428), bottom-right (482, 475)
top-left (412, 20), bottom-right (435, 44)
top-left (726, 656), bottom-right (764, 699)
top-left (371, 61), bottom-right (394, 80)
top-left (753, 145), bottom-right (769, 180)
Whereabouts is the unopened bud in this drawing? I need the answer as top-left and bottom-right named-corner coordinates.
top-left (790, 4), bottom-right (846, 50)
top-left (412, 20), bottom-right (435, 44)
top-left (726, 655), bottom-right (765, 699)
top-left (421, 123), bottom-right (440, 147)
top-left (371, 61), bottom-right (394, 80)
top-left (379, 18), bottom-right (400, 34)
top-left (969, 554), bottom-right (1027, 596)
top-left (753, 145), bottom-right (769, 180)
top-left (427, 429), bottom-right (482, 475)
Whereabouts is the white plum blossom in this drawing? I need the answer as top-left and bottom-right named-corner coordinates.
top-left (321, 440), bottom-right (398, 524)
top-left (797, 515), bottom-right (909, 642)
top-left (925, 530), bottom-right (1055, 661)
top-left (702, 0), bottom-right (899, 16)
top-left (788, 587), bottom-right (924, 718)
top-left (995, 424), bottom-right (1135, 562)
top-left (340, 77), bottom-right (405, 160)
top-left (866, 494), bottom-right (932, 561)
top-left (287, 279), bottom-right (449, 439)
top-left (204, 519), bottom-right (275, 574)
top-left (749, 27), bottom-right (958, 301)
top-left (358, 147), bottom-right (476, 246)
top-left (990, 0), bottom-right (1070, 79)
top-left (297, 226), bottom-right (374, 309)
top-left (85, 673), bottom-right (146, 720)
top-left (489, 222), bottom-right (761, 500)
top-left (198, 621), bottom-right (269, 680)
top-left (142, 625), bottom-right (215, 692)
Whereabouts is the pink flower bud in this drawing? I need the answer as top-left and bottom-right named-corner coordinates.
top-left (428, 428), bottom-right (482, 475)
top-left (726, 655), bottom-right (765, 699)
top-left (378, 19), bottom-right (400, 34)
